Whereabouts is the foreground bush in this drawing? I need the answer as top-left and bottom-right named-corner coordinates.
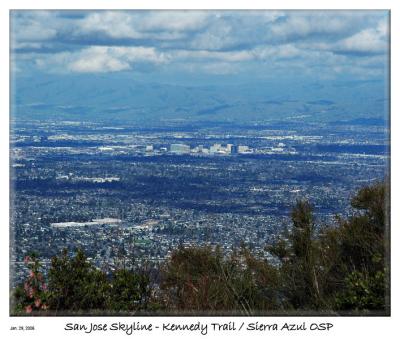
top-left (160, 246), bottom-right (281, 314)
top-left (13, 249), bottom-right (153, 314)
top-left (12, 254), bottom-right (49, 313)
top-left (47, 249), bottom-right (110, 311)
top-left (267, 181), bottom-right (389, 313)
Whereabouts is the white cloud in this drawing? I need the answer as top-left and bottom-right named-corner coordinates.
top-left (112, 46), bottom-right (168, 63)
top-left (12, 10), bottom-right (389, 78)
top-left (376, 19), bottom-right (388, 37)
top-left (139, 11), bottom-right (210, 32)
top-left (36, 46), bottom-right (168, 73)
top-left (188, 22), bottom-right (233, 50)
top-left (76, 11), bottom-right (210, 41)
top-left (254, 44), bottom-right (304, 60)
top-left (187, 11), bottom-right (285, 51)
top-left (12, 42), bottom-right (43, 50)
top-left (12, 11), bottom-right (57, 42)
top-left (270, 14), bottom-right (343, 40)
top-left (78, 12), bottom-right (141, 39)
top-left (334, 23), bottom-right (388, 54)
top-left (34, 38), bottom-right (386, 76)
top-left (40, 46), bottom-right (255, 73)
top-left (69, 52), bottom-right (130, 73)
top-left (269, 12), bottom-right (378, 42)
top-left (174, 49), bottom-right (254, 62)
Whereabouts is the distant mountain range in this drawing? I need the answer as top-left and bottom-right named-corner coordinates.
top-left (11, 74), bottom-right (389, 126)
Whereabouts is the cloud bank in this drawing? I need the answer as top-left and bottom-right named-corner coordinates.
top-left (11, 10), bottom-right (389, 79)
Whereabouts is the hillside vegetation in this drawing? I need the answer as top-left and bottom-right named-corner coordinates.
top-left (12, 181), bottom-right (389, 315)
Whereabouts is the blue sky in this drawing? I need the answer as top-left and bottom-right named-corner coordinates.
top-left (11, 10), bottom-right (389, 84)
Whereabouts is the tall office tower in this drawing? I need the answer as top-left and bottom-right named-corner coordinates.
top-left (230, 145), bottom-right (239, 154)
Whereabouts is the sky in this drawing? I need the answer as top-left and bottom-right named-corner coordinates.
top-left (10, 10), bottom-right (390, 84)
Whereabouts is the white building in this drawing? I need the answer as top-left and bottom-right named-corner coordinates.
top-left (238, 145), bottom-right (250, 153)
top-left (170, 143), bottom-right (190, 154)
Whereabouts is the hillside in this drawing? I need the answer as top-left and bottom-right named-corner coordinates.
top-left (12, 75), bottom-right (388, 125)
